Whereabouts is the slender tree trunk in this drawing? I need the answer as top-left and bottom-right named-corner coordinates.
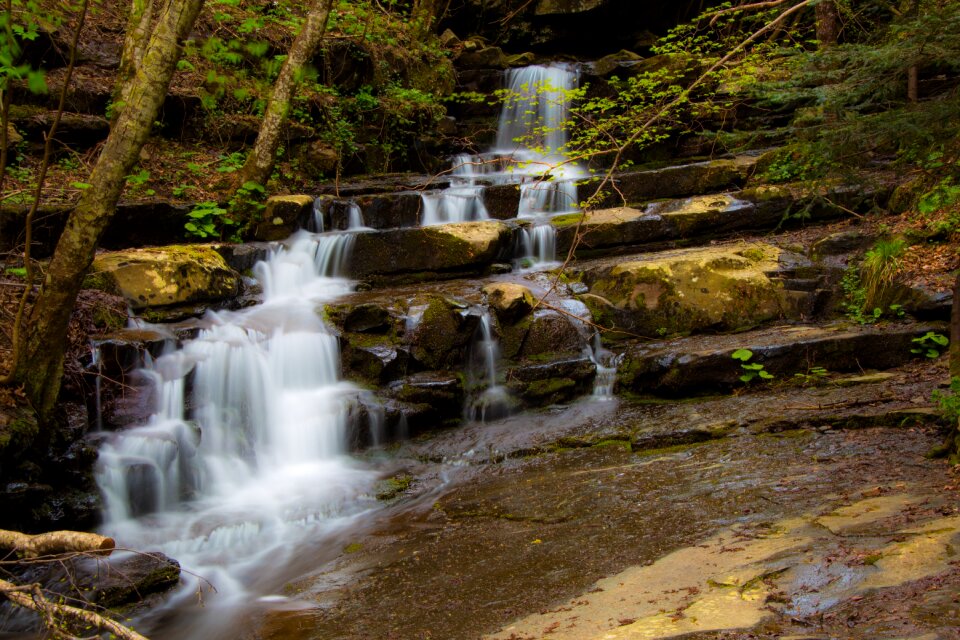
top-left (232, 0), bottom-right (334, 203)
top-left (6, 0), bottom-right (204, 421)
top-left (951, 271), bottom-right (960, 378)
top-left (815, 0), bottom-right (841, 47)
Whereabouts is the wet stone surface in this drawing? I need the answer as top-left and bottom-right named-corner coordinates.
top-left (251, 362), bottom-right (959, 640)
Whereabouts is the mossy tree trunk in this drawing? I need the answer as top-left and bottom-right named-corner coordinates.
top-left (4, 0), bottom-right (204, 422)
top-left (231, 0), bottom-right (334, 221)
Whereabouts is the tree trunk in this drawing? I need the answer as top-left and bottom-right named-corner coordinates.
top-left (232, 0), bottom-right (334, 208)
top-left (116, 0), bottom-right (157, 114)
top-left (951, 270), bottom-right (960, 378)
top-left (6, 0), bottom-right (204, 421)
top-left (816, 0), bottom-right (841, 47)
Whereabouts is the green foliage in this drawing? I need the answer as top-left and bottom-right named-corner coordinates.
top-left (124, 167), bottom-right (155, 196)
top-left (932, 377), bottom-right (960, 424)
top-left (0, 0), bottom-right (58, 96)
top-left (732, 348), bottom-right (774, 383)
top-left (911, 331), bottom-right (949, 359)
top-left (185, 201), bottom-right (238, 241)
top-left (793, 366), bottom-right (829, 386)
top-left (860, 237), bottom-right (906, 311)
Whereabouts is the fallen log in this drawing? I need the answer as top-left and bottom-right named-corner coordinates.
top-left (0, 529), bottom-right (115, 558)
top-left (0, 578), bottom-right (149, 640)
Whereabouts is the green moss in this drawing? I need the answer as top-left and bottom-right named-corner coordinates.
top-left (343, 542), bottom-right (363, 554)
top-left (376, 474), bottom-right (413, 500)
top-left (551, 212), bottom-right (585, 228)
top-left (593, 439), bottom-right (632, 452)
top-left (522, 377), bottom-right (575, 400)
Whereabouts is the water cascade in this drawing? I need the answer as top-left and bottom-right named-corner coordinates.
top-left (95, 229), bottom-right (377, 635)
top-left (424, 65), bottom-right (585, 267)
top-left (346, 202), bottom-right (372, 231)
top-left (420, 154), bottom-right (490, 225)
top-left (465, 309), bottom-right (512, 422)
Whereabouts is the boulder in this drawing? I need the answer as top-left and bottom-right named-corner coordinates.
top-left (253, 195), bottom-right (314, 241)
top-left (482, 282), bottom-right (535, 324)
top-left (348, 221), bottom-right (514, 282)
top-left (88, 245), bottom-right (241, 311)
top-left (519, 309), bottom-right (586, 358)
top-left (301, 140), bottom-right (340, 175)
top-left (505, 356), bottom-right (596, 407)
top-left (458, 46), bottom-right (509, 69)
top-left (406, 296), bottom-right (478, 370)
top-left (578, 242), bottom-right (803, 336)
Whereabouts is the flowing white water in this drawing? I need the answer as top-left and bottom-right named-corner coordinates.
top-left (465, 309), bottom-right (512, 422)
top-left (423, 65), bottom-right (586, 268)
top-left (346, 202), bottom-right (373, 231)
top-left (95, 230), bottom-right (378, 637)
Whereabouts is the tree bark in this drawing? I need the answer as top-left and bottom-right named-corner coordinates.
top-left (951, 271), bottom-right (960, 378)
top-left (232, 0), bottom-right (333, 205)
top-left (0, 578), bottom-right (148, 640)
top-left (0, 529), bottom-right (114, 557)
top-left (116, 0), bottom-right (157, 115)
top-left (6, 0), bottom-right (204, 421)
top-left (816, 0), bottom-right (841, 47)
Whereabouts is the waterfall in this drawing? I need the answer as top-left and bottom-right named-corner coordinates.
top-left (310, 196), bottom-right (326, 232)
top-left (421, 155), bottom-right (490, 225)
top-left (465, 309), bottom-right (512, 422)
top-left (589, 332), bottom-right (622, 400)
top-left (347, 202), bottom-right (373, 230)
top-left (425, 65), bottom-right (585, 265)
top-left (95, 228), bottom-right (377, 623)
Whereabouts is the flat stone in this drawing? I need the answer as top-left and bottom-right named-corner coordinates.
top-left (254, 195), bottom-right (314, 241)
top-left (577, 242), bottom-right (801, 337)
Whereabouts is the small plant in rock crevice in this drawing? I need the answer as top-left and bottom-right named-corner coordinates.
top-left (732, 348), bottom-right (774, 383)
top-left (911, 331), bottom-right (949, 359)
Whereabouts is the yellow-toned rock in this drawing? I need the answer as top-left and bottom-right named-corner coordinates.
top-left (89, 245), bottom-right (240, 310)
top-left (579, 242), bottom-right (793, 336)
top-left (482, 282), bottom-right (535, 324)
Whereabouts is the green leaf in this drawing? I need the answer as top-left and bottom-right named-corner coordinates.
top-left (731, 348), bottom-right (753, 361)
top-left (71, 181), bottom-right (91, 190)
top-left (758, 370), bottom-right (774, 380)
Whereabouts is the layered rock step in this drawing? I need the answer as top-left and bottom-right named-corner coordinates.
top-left (617, 321), bottom-right (949, 396)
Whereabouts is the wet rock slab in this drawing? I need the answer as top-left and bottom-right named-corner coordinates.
top-left (617, 321), bottom-right (948, 396)
top-left (265, 367), bottom-right (955, 640)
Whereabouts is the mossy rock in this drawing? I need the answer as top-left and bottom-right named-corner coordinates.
top-left (519, 310), bottom-right (586, 359)
top-left (579, 242), bottom-right (795, 337)
top-left (407, 296), bottom-right (476, 370)
top-left (349, 221), bottom-right (513, 280)
top-left (88, 245), bottom-right (240, 311)
top-left (253, 195), bottom-right (314, 241)
top-left (482, 282), bottom-right (535, 324)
